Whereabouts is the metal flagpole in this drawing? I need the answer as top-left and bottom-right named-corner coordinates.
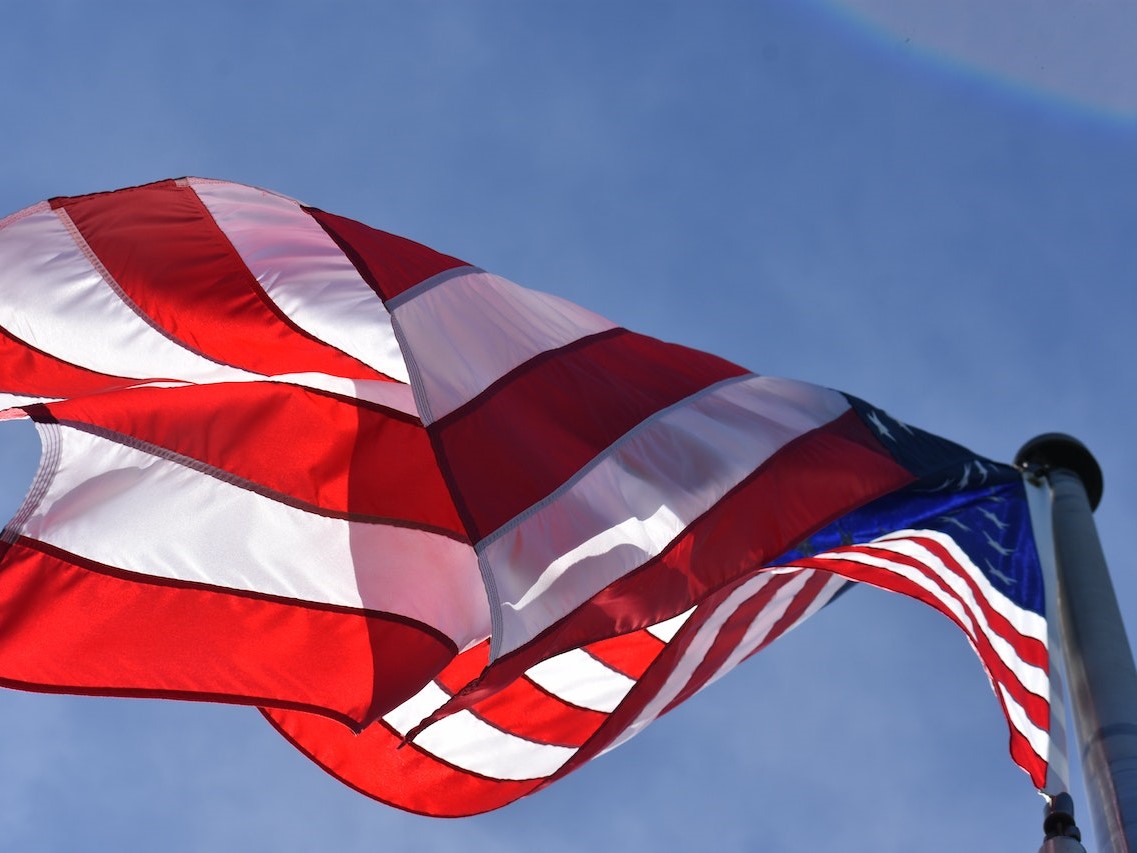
top-left (1017, 434), bottom-right (1137, 853)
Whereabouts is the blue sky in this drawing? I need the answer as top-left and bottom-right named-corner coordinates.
top-left (1, 2), bottom-right (1134, 850)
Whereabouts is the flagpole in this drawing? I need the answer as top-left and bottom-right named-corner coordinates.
top-left (1017, 434), bottom-right (1137, 853)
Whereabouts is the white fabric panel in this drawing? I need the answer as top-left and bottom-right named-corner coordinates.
top-left (812, 537), bottom-right (1048, 698)
top-left (386, 681), bottom-right (576, 780)
top-left (390, 270), bottom-right (617, 423)
top-left (525, 649), bottom-right (636, 713)
top-left (18, 424), bottom-right (488, 648)
top-left (0, 393), bottom-right (53, 411)
top-left (647, 607), bottom-right (695, 643)
top-left (190, 180), bottom-right (409, 383)
top-left (0, 209), bottom-right (260, 385)
top-left (482, 375), bottom-right (850, 657)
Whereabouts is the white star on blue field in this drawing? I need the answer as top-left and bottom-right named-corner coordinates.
top-left (1, 2), bottom-right (1134, 851)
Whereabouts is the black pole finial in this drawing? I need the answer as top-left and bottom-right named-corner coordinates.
top-left (1015, 433), bottom-right (1103, 511)
top-left (1043, 792), bottom-right (1082, 842)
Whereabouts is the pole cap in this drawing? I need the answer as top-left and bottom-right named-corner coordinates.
top-left (1015, 433), bottom-right (1103, 511)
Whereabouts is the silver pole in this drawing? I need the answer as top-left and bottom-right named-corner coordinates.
top-left (1017, 434), bottom-right (1137, 853)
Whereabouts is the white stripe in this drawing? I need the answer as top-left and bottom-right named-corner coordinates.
top-left (811, 539), bottom-right (1048, 699)
top-left (17, 423), bottom-right (488, 648)
top-left (525, 648), bottom-right (636, 713)
top-left (483, 375), bottom-right (850, 657)
top-left (386, 681), bottom-right (575, 781)
top-left (390, 270), bottom-right (617, 423)
top-left (0, 393), bottom-right (54, 411)
top-left (190, 180), bottom-right (409, 383)
top-left (0, 209), bottom-right (261, 385)
top-left (602, 572), bottom-right (780, 755)
top-left (647, 607), bottom-right (695, 642)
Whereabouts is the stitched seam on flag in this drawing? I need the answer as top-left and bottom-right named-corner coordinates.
top-left (390, 311), bottom-right (435, 424)
top-left (0, 200), bottom-right (49, 231)
top-left (384, 265), bottom-right (483, 313)
top-left (429, 326), bottom-right (628, 433)
top-left (432, 680), bottom-right (599, 750)
top-left (186, 176), bottom-right (311, 208)
top-left (0, 323), bottom-right (138, 391)
top-left (476, 372), bottom-right (757, 554)
top-left (405, 682), bottom-right (586, 764)
top-left (518, 672), bottom-right (623, 718)
top-left (391, 715), bottom-right (572, 786)
top-left (183, 183), bottom-right (394, 382)
top-left (52, 207), bottom-right (244, 375)
top-left (8, 535), bottom-right (466, 639)
top-left (477, 550), bottom-right (504, 658)
top-left (49, 418), bottom-right (469, 541)
top-left (580, 647), bottom-right (649, 682)
top-left (1, 417), bottom-right (60, 544)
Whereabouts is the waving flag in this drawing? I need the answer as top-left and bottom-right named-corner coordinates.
top-left (0, 178), bottom-right (1060, 815)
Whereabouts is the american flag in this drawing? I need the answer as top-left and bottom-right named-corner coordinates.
top-left (0, 178), bottom-right (1059, 815)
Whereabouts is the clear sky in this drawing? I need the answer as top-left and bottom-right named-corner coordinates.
top-left (1, 2), bottom-right (1134, 851)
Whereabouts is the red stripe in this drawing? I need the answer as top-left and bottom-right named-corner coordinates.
top-left (42, 383), bottom-right (466, 536)
top-left (54, 182), bottom-right (389, 381)
top-left (305, 207), bottom-right (468, 302)
top-left (0, 538), bottom-right (455, 727)
top-left (0, 324), bottom-right (137, 398)
top-left (1008, 711), bottom-right (1048, 789)
top-left (434, 329), bottom-right (749, 540)
top-left (789, 550), bottom-right (1050, 731)
top-left (583, 630), bottom-right (666, 680)
top-left (263, 708), bottom-right (542, 817)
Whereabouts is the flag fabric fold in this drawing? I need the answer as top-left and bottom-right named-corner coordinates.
top-left (0, 178), bottom-right (1059, 815)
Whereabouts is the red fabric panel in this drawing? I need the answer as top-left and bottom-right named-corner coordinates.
top-left (54, 182), bottom-right (387, 381)
top-left (43, 383), bottom-right (466, 536)
top-left (583, 630), bottom-right (666, 680)
top-left (0, 324), bottom-right (135, 399)
top-left (263, 708), bottom-right (542, 817)
top-left (474, 677), bottom-right (608, 748)
top-left (305, 207), bottom-right (468, 302)
top-left (434, 329), bottom-right (749, 540)
top-left (0, 538), bottom-right (455, 727)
